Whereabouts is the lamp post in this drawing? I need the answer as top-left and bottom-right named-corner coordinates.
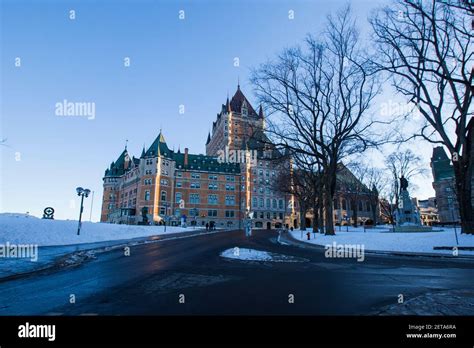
top-left (76, 187), bottom-right (91, 235)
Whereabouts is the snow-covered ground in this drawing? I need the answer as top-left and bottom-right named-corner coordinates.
top-left (290, 226), bottom-right (474, 256)
top-left (220, 247), bottom-right (308, 262)
top-left (0, 213), bottom-right (202, 247)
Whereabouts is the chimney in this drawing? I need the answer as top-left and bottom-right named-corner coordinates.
top-left (184, 148), bottom-right (189, 166)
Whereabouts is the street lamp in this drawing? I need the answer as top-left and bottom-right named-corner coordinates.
top-left (76, 187), bottom-right (91, 235)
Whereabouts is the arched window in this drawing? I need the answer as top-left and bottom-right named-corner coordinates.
top-left (161, 191), bottom-right (167, 201)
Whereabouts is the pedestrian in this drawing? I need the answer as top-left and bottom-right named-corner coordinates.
top-left (205, 222), bottom-right (209, 231)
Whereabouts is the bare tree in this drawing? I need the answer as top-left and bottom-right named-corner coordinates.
top-left (385, 149), bottom-right (427, 220)
top-left (370, 0), bottom-right (473, 233)
top-left (251, 5), bottom-right (383, 235)
top-left (346, 162), bottom-right (387, 225)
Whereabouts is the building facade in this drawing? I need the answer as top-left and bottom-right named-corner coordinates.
top-left (101, 85), bottom-right (293, 229)
top-left (430, 146), bottom-right (460, 224)
top-left (415, 197), bottom-right (439, 226)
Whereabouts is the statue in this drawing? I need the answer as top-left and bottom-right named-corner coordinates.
top-left (400, 175), bottom-right (409, 191)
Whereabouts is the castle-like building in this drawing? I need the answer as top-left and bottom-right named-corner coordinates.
top-left (100, 85), bottom-right (293, 229)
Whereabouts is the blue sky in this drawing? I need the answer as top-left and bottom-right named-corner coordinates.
top-left (1, 0), bottom-right (435, 221)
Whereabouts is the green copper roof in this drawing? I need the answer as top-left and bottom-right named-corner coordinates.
top-left (173, 152), bottom-right (241, 174)
top-left (105, 149), bottom-right (130, 177)
top-left (431, 146), bottom-right (454, 181)
top-left (144, 131), bottom-right (171, 158)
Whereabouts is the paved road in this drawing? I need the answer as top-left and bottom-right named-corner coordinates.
top-left (0, 229), bottom-right (473, 315)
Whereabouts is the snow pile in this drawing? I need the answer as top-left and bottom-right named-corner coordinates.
top-left (290, 226), bottom-right (474, 255)
top-left (220, 247), bottom-right (308, 262)
top-left (0, 213), bottom-right (198, 246)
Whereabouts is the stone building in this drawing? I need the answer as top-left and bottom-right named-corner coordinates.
top-left (430, 146), bottom-right (460, 224)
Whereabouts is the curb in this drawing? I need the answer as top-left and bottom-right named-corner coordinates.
top-left (0, 228), bottom-right (230, 283)
top-left (279, 230), bottom-right (474, 262)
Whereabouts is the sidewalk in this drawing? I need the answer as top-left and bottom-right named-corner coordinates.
top-left (0, 228), bottom-right (218, 281)
top-left (279, 230), bottom-right (474, 262)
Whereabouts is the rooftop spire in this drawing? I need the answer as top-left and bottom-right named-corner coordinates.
top-left (258, 104), bottom-right (264, 118)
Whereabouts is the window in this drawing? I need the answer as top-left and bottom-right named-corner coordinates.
top-left (161, 191), bottom-right (167, 201)
top-left (145, 169), bottom-right (152, 175)
top-left (161, 169), bottom-right (168, 175)
top-left (208, 194), bottom-right (218, 205)
top-left (225, 176), bottom-right (235, 182)
top-left (191, 173), bottom-right (201, 179)
top-left (259, 198), bottom-right (264, 208)
top-left (259, 170), bottom-right (263, 176)
top-left (259, 187), bottom-right (264, 194)
top-left (209, 174), bottom-right (218, 180)
top-left (208, 183), bottom-right (218, 190)
top-left (279, 212), bottom-right (283, 219)
top-left (191, 182), bottom-right (201, 189)
top-left (208, 209), bottom-right (217, 217)
top-left (145, 191), bottom-right (150, 201)
top-left (190, 194), bottom-right (200, 204)
top-left (160, 179), bottom-right (168, 186)
top-left (225, 210), bottom-right (235, 218)
top-left (190, 209), bottom-right (199, 217)
top-left (225, 184), bottom-right (235, 191)
top-left (278, 199), bottom-right (284, 210)
top-left (176, 181), bottom-right (182, 188)
top-left (272, 199), bottom-right (277, 209)
top-left (225, 195), bottom-right (235, 205)
top-left (175, 192), bottom-right (182, 203)
top-left (252, 197), bottom-right (258, 207)
top-left (177, 172), bottom-right (182, 178)
top-left (266, 198), bottom-right (271, 209)
top-left (160, 207), bottom-right (166, 215)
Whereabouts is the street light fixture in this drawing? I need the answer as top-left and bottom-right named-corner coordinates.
top-left (76, 187), bottom-right (90, 235)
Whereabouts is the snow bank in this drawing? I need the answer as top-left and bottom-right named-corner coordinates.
top-left (0, 213), bottom-right (199, 246)
top-left (220, 247), bottom-right (308, 262)
top-left (290, 226), bottom-right (474, 255)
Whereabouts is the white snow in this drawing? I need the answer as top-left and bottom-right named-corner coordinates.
top-left (290, 226), bottom-right (474, 256)
top-left (220, 247), bottom-right (308, 262)
top-left (0, 213), bottom-right (201, 246)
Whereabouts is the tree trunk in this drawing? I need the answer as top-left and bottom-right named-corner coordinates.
top-left (453, 158), bottom-right (473, 234)
top-left (318, 191), bottom-right (325, 233)
top-left (312, 201), bottom-right (319, 233)
top-left (351, 199), bottom-right (358, 227)
top-left (371, 199), bottom-right (378, 225)
top-left (299, 206), bottom-right (307, 231)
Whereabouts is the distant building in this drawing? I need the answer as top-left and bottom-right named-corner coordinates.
top-left (101, 85), bottom-right (291, 229)
top-left (430, 147), bottom-right (460, 224)
top-left (415, 197), bottom-right (439, 226)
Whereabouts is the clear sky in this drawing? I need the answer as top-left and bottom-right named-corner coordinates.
top-left (1, 0), bottom-right (436, 222)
